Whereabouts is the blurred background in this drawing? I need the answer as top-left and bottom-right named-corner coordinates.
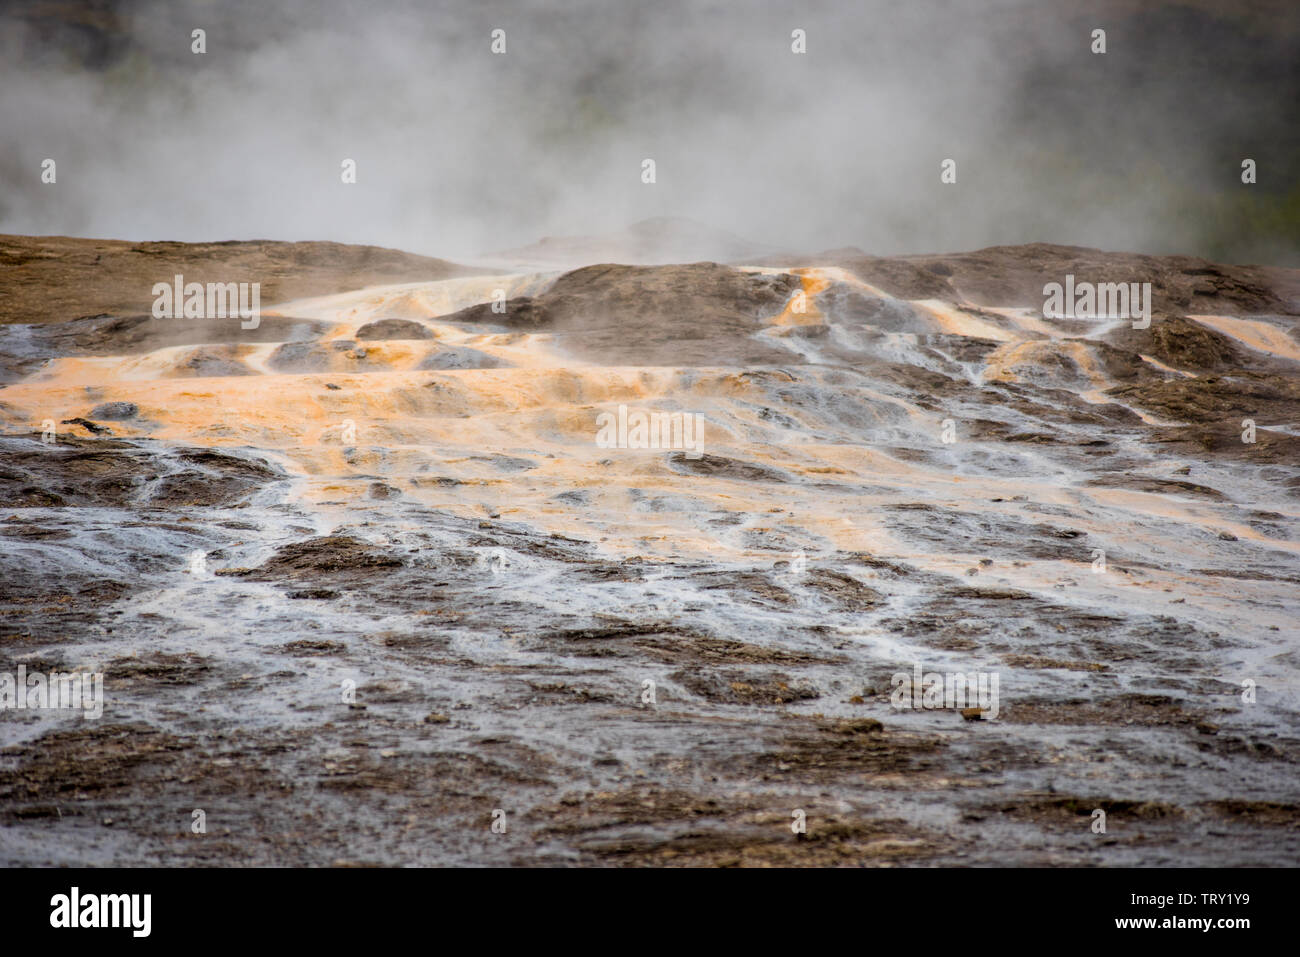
top-left (1, 0), bottom-right (1297, 264)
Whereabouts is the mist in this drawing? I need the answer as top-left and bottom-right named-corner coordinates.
top-left (1, 0), bottom-right (1297, 264)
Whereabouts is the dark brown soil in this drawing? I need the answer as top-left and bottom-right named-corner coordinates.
top-left (442, 263), bottom-right (800, 366)
top-left (0, 235), bottom-right (482, 324)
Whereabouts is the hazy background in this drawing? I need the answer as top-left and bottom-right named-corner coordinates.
top-left (1, 0), bottom-right (1297, 264)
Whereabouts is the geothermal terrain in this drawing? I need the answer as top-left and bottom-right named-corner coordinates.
top-left (1, 225), bottom-right (1298, 866)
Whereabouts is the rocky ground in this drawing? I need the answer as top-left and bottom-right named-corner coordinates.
top-left (1, 235), bottom-right (1298, 866)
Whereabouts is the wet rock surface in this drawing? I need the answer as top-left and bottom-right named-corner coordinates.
top-left (0, 240), bottom-right (1298, 866)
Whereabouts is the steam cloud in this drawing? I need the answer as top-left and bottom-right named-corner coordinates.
top-left (1, 0), bottom-right (1297, 264)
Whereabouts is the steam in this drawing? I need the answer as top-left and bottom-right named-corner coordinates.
top-left (1, 0), bottom-right (1296, 263)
